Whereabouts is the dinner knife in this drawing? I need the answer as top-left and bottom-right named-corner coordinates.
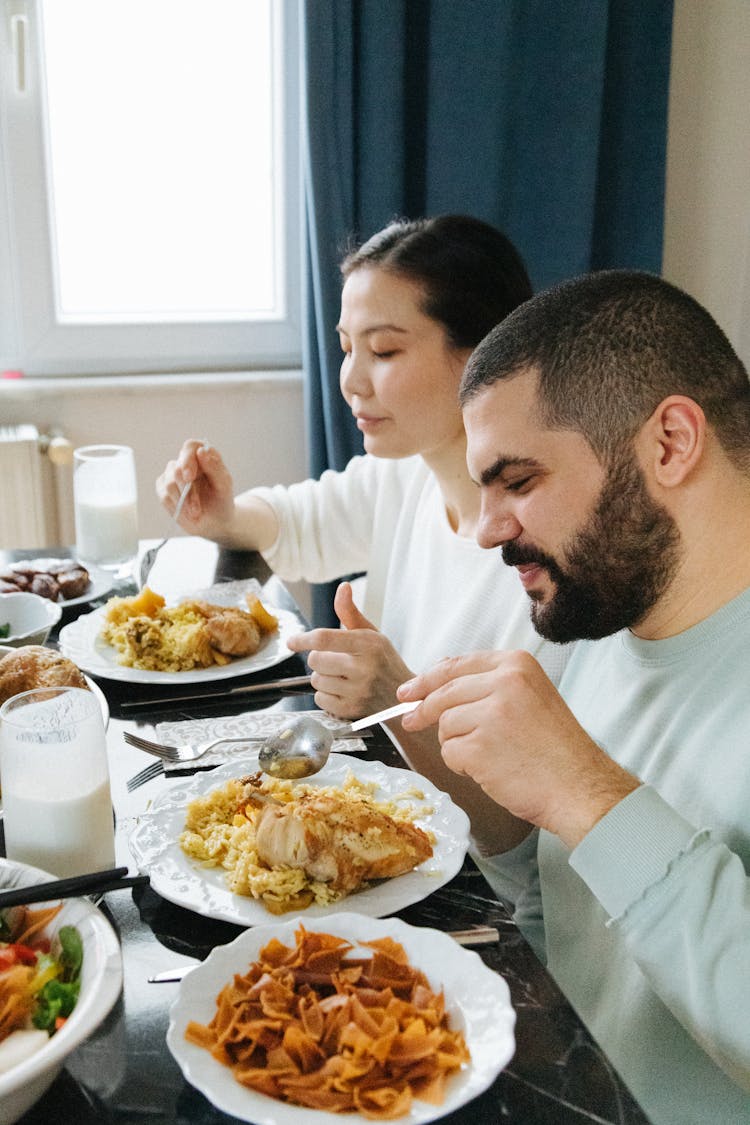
top-left (120, 674), bottom-right (314, 711)
top-left (146, 927), bottom-right (500, 981)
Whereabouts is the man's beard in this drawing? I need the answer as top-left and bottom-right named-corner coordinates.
top-left (502, 453), bottom-right (681, 642)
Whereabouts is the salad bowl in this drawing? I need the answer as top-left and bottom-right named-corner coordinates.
top-left (0, 592), bottom-right (62, 647)
top-left (0, 857), bottom-right (122, 1124)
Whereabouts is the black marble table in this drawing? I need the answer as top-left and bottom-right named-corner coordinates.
top-left (2, 540), bottom-right (651, 1124)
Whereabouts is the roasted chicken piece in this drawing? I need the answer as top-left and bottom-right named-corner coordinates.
top-left (192, 602), bottom-right (262, 656)
top-left (251, 789), bottom-right (433, 894)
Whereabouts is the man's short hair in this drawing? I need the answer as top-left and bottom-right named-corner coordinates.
top-left (460, 269), bottom-right (750, 469)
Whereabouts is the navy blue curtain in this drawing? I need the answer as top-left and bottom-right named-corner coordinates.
top-left (301, 0), bottom-right (673, 624)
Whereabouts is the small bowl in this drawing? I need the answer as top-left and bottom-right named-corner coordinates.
top-left (0, 592), bottom-right (62, 647)
top-left (0, 857), bottom-right (123, 1125)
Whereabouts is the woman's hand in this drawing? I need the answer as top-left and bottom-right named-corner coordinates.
top-left (286, 582), bottom-right (414, 719)
top-left (399, 650), bottom-right (641, 848)
top-left (156, 440), bottom-right (236, 540)
top-left (156, 441), bottom-right (278, 549)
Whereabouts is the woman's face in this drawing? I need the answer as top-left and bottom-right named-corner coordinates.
top-left (338, 266), bottom-right (472, 460)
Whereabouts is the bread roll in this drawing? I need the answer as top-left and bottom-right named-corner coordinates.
top-left (0, 646), bottom-right (89, 707)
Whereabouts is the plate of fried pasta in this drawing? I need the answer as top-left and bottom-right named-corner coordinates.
top-left (167, 912), bottom-right (515, 1124)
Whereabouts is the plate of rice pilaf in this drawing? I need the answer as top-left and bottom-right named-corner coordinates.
top-left (57, 587), bottom-right (302, 684)
top-left (127, 756), bottom-right (471, 925)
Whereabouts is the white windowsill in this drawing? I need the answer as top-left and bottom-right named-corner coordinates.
top-left (0, 369), bottom-right (303, 400)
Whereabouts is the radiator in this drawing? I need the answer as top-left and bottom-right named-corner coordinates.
top-left (0, 425), bottom-right (65, 549)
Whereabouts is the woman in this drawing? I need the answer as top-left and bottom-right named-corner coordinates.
top-left (158, 215), bottom-right (571, 851)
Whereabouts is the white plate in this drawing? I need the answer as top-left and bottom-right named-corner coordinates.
top-left (58, 604), bottom-right (301, 685)
top-left (128, 756), bottom-right (470, 925)
top-left (167, 911), bottom-right (515, 1125)
top-left (85, 674), bottom-right (110, 729)
top-left (3, 558), bottom-right (113, 608)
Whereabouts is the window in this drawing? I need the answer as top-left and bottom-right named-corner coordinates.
top-left (0, 0), bottom-right (300, 376)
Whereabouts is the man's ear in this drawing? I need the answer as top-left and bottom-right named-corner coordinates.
top-left (639, 395), bottom-right (706, 487)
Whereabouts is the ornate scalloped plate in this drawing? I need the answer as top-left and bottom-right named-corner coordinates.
top-left (128, 756), bottom-right (471, 925)
top-left (167, 911), bottom-right (515, 1125)
top-left (58, 600), bottom-right (301, 685)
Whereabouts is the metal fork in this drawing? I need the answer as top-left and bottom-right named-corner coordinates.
top-left (139, 481), bottom-right (192, 588)
top-left (124, 730), bottom-right (266, 764)
top-left (126, 759), bottom-right (164, 792)
top-left (123, 726), bottom-right (369, 764)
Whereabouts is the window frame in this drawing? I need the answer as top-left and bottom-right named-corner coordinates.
top-left (0, 0), bottom-right (301, 377)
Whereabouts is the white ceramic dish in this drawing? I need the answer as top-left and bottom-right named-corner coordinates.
top-left (128, 755), bottom-right (470, 925)
top-left (167, 911), bottom-right (515, 1125)
top-left (0, 857), bottom-right (123, 1125)
top-left (59, 604), bottom-right (300, 685)
top-left (0, 593), bottom-right (62, 647)
top-left (1, 560), bottom-right (113, 609)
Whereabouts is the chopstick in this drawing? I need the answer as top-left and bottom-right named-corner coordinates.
top-left (120, 674), bottom-right (314, 711)
top-left (0, 866), bottom-right (149, 909)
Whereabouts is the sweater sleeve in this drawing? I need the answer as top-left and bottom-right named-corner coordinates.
top-left (250, 455), bottom-right (381, 585)
top-left (570, 785), bottom-right (750, 1091)
top-left (476, 829), bottom-right (547, 963)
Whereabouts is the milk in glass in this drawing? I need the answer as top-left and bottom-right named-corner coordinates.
top-left (0, 687), bottom-right (115, 878)
top-left (73, 444), bottom-right (139, 568)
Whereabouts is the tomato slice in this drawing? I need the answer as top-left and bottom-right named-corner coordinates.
top-left (0, 942), bottom-right (38, 967)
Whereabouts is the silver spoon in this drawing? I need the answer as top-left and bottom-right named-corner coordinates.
top-left (258, 700), bottom-right (420, 780)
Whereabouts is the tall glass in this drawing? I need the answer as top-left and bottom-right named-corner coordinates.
top-left (73, 444), bottom-right (139, 570)
top-left (0, 687), bottom-right (115, 877)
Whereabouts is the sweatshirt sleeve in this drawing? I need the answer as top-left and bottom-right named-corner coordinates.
top-left (476, 829), bottom-right (547, 963)
top-left (570, 785), bottom-right (750, 1091)
top-left (249, 455), bottom-right (381, 585)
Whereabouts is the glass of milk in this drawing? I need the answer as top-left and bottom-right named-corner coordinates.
top-left (0, 686), bottom-right (115, 878)
top-left (73, 444), bottom-right (139, 570)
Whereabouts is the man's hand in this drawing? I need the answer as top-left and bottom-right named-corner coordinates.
top-left (286, 582), bottom-right (414, 719)
top-left (399, 650), bottom-right (640, 849)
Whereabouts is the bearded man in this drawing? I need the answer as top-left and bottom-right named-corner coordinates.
top-left (399, 270), bottom-right (750, 1125)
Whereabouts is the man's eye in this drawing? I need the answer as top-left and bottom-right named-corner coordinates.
top-left (372, 349), bottom-right (397, 359)
top-left (506, 476), bottom-right (532, 492)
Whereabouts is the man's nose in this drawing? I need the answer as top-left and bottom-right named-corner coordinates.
top-left (476, 502), bottom-right (522, 549)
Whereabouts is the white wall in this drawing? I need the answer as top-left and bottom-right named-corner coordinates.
top-left (1, 369), bottom-right (306, 542)
top-left (662, 0), bottom-right (750, 365)
top-left (1, 367), bottom-right (311, 612)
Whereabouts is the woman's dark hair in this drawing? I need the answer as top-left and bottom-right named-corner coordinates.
top-left (340, 215), bottom-right (533, 350)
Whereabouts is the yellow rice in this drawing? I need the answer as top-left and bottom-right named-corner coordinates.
top-left (179, 772), bottom-right (433, 912)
